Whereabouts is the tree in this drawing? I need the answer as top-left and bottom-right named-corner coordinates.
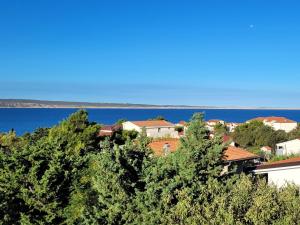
top-left (148, 116), bottom-right (166, 121)
top-left (66, 134), bottom-right (152, 224)
top-left (133, 113), bottom-right (226, 224)
top-left (0, 110), bottom-right (100, 224)
top-left (232, 120), bottom-right (288, 149)
top-left (213, 122), bottom-right (228, 135)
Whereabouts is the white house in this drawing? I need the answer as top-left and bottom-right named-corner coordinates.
top-left (122, 120), bottom-right (179, 138)
top-left (206, 119), bottom-right (225, 132)
top-left (226, 122), bottom-right (240, 133)
top-left (254, 157), bottom-right (300, 187)
top-left (276, 139), bottom-right (300, 156)
top-left (249, 116), bottom-right (297, 132)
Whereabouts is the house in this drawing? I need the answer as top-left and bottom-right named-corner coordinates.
top-left (222, 146), bottom-right (261, 173)
top-left (148, 138), bottom-right (179, 156)
top-left (260, 146), bottom-right (272, 160)
top-left (98, 125), bottom-right (122, 138)
top-left (149, 139), bottom-right (260, 173)
top-left (122, 120), bottom-right (179, 138)
top-left (261, 146), bottom-right (272, 153)
top-left (226, 122), bottom-right (240, 133)
top-left (206, 119), bottom-right (225, 132)
top-left (249, 116), bottom-right (297, 132)
top-left (254, 157), bottom-right (300, 187)
top-left (275, 139), bottom-right (300, 156)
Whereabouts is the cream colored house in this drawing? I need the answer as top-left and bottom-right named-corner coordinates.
top-left (122, 120), bottom-right (179, 138)
top-left (249, 116), bottom-right (297, 132)
top-left (254, 157), bottom-right (300, 187)
top-left (276, 139), bottom-right (300, 156)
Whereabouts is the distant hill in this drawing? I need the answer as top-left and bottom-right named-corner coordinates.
top-left (0, 99), bottom-right (293, 109)
top-left (0, 99), bottom-right (200, 109)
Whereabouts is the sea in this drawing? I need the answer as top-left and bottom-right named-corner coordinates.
top-left (0, 108), bottom-right (300, 135)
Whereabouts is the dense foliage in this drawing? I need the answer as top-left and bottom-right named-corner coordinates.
top-left (232, 120), bottom-right (289, 150)
top-left (1, 111), bottom-right (300, 224)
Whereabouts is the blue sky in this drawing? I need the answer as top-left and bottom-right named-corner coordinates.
top-left (0, 0), bottom-right (300, 107)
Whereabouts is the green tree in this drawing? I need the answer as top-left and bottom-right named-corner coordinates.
top-left (214, 122), bottom-right (228, 135)
top-left (232, 120), bottom-right (288, 149)
top-left (0, 110), bottom-right (100, 224)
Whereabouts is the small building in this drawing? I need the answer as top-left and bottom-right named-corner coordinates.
top-left (226, 122), bottom-right (240, 133)
top-left (98, 125), bottom-right (122, 138)
top-left (207, 119), bottom-right (225, 126)
top-left (122, 120), bottom-right (179, 138)
top-left (261, 146), bottom-right (272, 154)
top-left (206, 119), bottom-right (225, 132)
top-left (254, 157), bottom-right (300, 187)
top-left (276, 139), bottom-right (300, 156)
top-left (222, 146), bottom-right (261, 173)
top-left (260, 146), bottom-right (272, 160)
top-left (248, 116), bottom-right (297, 133)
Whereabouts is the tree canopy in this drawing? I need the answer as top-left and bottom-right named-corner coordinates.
top-left (1, 111), bottom-right (300, 224)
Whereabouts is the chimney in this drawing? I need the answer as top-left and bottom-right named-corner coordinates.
top-left (163, 143), bottom-right (170, 156)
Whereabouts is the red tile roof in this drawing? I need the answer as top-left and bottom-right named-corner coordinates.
top-left (149, 139), bottom-right (259, 162)
top-left (223, 146), bottom-right (260, 162)
top-left (251, 116), bottom-right (296, 123)
top-left (256, 157), bottom-right (300, 170)
top-left (149, 139), bottom-right (179, 156)
top-left (131, 120), bottom-right (174, 127)
top-left (178, 121), bottom-right (187, 126)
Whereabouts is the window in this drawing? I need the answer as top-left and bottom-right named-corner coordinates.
top-left (158, 128), bottom-right (161, 132)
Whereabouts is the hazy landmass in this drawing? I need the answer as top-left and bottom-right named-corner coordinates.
top-left (0, 99), bottom-right (299, 109)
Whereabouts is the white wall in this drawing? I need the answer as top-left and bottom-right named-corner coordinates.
top-left (146, 127), bottom-right (178, 138)
top-left (265, 122), bottom-right (297, 132)
top-left (122, 122), bottom-right (179, 138)
top-left (256, 166), bottom-right (300, 187)
top-left (122, 122), bottom-right (142, 132)
top-left (276, 139), bottom-right (300, 156)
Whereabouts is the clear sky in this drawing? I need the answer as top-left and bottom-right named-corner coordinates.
top-left (0, 0), bottom-right (300, 107)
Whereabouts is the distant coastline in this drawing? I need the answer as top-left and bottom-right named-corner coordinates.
top-left (0, 99), bottom-right (300, 110)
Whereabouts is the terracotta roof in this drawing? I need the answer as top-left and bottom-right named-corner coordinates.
top-left (223, 146), bottom-right (260, 162)
top-left (131, 120), bottom-right (174, 127)
top-left (149, 139), bottom-right (259, 162)
top-left (250, 116), bottom-right (296, 123)
top-left (256, 157), bottom-right (300, 170)
top-left (178, 121), bottom-right (187, 126)
top-left (149, 139), bottom-right (179, 156)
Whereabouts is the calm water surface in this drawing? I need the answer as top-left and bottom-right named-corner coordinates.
top-left (0, 108), bottom-right (300, 135)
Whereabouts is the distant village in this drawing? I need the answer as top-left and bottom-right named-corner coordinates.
top-left (99, 116), bottom-right (300, 187)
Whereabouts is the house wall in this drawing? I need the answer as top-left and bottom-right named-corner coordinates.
top-left (146, 127), bottom-right (179, 138)
top-left (255, 166), bottom-right (300, 187)
top-left (265, 122), bottom-right (297, 132)
top-left (122, 122), bottom-right (142, 132)
top-left (276, 139), bottom-right (300, 155)
top-left (122, 122), bottom-right (179, 138)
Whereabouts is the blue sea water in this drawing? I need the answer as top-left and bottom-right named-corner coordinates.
top-left (0, 108), bottom-right (300, 135)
